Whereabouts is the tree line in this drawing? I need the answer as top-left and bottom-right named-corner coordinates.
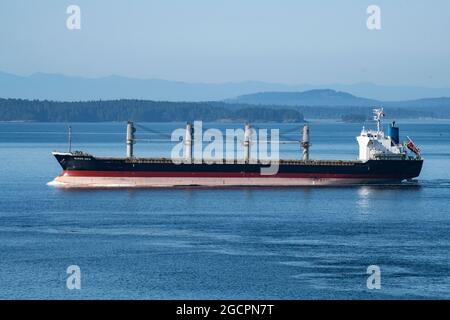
top-left (0, 98), bottom-right (304, 123)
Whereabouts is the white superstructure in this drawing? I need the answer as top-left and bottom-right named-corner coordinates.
top-left (356, 108), bottom-right (407, 161)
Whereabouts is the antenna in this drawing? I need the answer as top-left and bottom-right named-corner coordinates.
top-left (68, 125), bottom-right (72, 153)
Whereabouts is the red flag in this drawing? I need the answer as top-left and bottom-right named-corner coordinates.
top-left (406, 137), bottom-right (421, 156)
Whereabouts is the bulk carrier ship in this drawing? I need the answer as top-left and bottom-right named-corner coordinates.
top-left (48, 109), bottom-right (423, 188)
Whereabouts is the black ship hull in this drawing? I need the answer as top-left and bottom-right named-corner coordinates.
top-left (49, 153), bottom-right (423, 187)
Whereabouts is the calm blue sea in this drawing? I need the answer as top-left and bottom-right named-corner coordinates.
top-left (0, 120), bottom-right (449, 299)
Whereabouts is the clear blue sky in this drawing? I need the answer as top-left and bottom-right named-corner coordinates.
top-left (0, 0), bottom-right (449, 86)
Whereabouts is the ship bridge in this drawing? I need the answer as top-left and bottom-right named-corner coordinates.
top-left (356, 108), bottom-right (408, 161)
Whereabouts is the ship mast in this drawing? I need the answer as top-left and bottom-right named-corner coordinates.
top-left (301, 123), bottom-right (310, 161)
top-left (373, 107), bottom-right (385, 132)
top-left (184, 122), bottom-right (193, 163)
top-left (126, 121), bottom-right (135, 158)
top-left (68, 125), bottom-right (72, 153)
top-left (243, 123), bottom-right (252, 163)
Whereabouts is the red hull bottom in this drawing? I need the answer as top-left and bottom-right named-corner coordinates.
top-left (48, 173), bottom-right (403, 188)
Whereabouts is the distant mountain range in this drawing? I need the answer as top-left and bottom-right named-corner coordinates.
top-left (2, 71), bottom-right (450, 102)
top-left (2, 71), bottom-right (450, 120)
top-left (227, 89), bottom-right (450, 109)
top-left (226, 90), bottom-right (378, 107)
top-left (226, 90), bottom-right (450, 119)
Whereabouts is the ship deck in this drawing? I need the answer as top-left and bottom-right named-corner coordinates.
top-left (93, 156), bottom-right (361, 166)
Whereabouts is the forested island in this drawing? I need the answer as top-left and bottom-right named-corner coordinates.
top-left (341, 114), bottom-right (369, 123)
top-left (0, 98), bottom-right (303, 123)
top-left (0, 97), bottom-right (443, 123)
